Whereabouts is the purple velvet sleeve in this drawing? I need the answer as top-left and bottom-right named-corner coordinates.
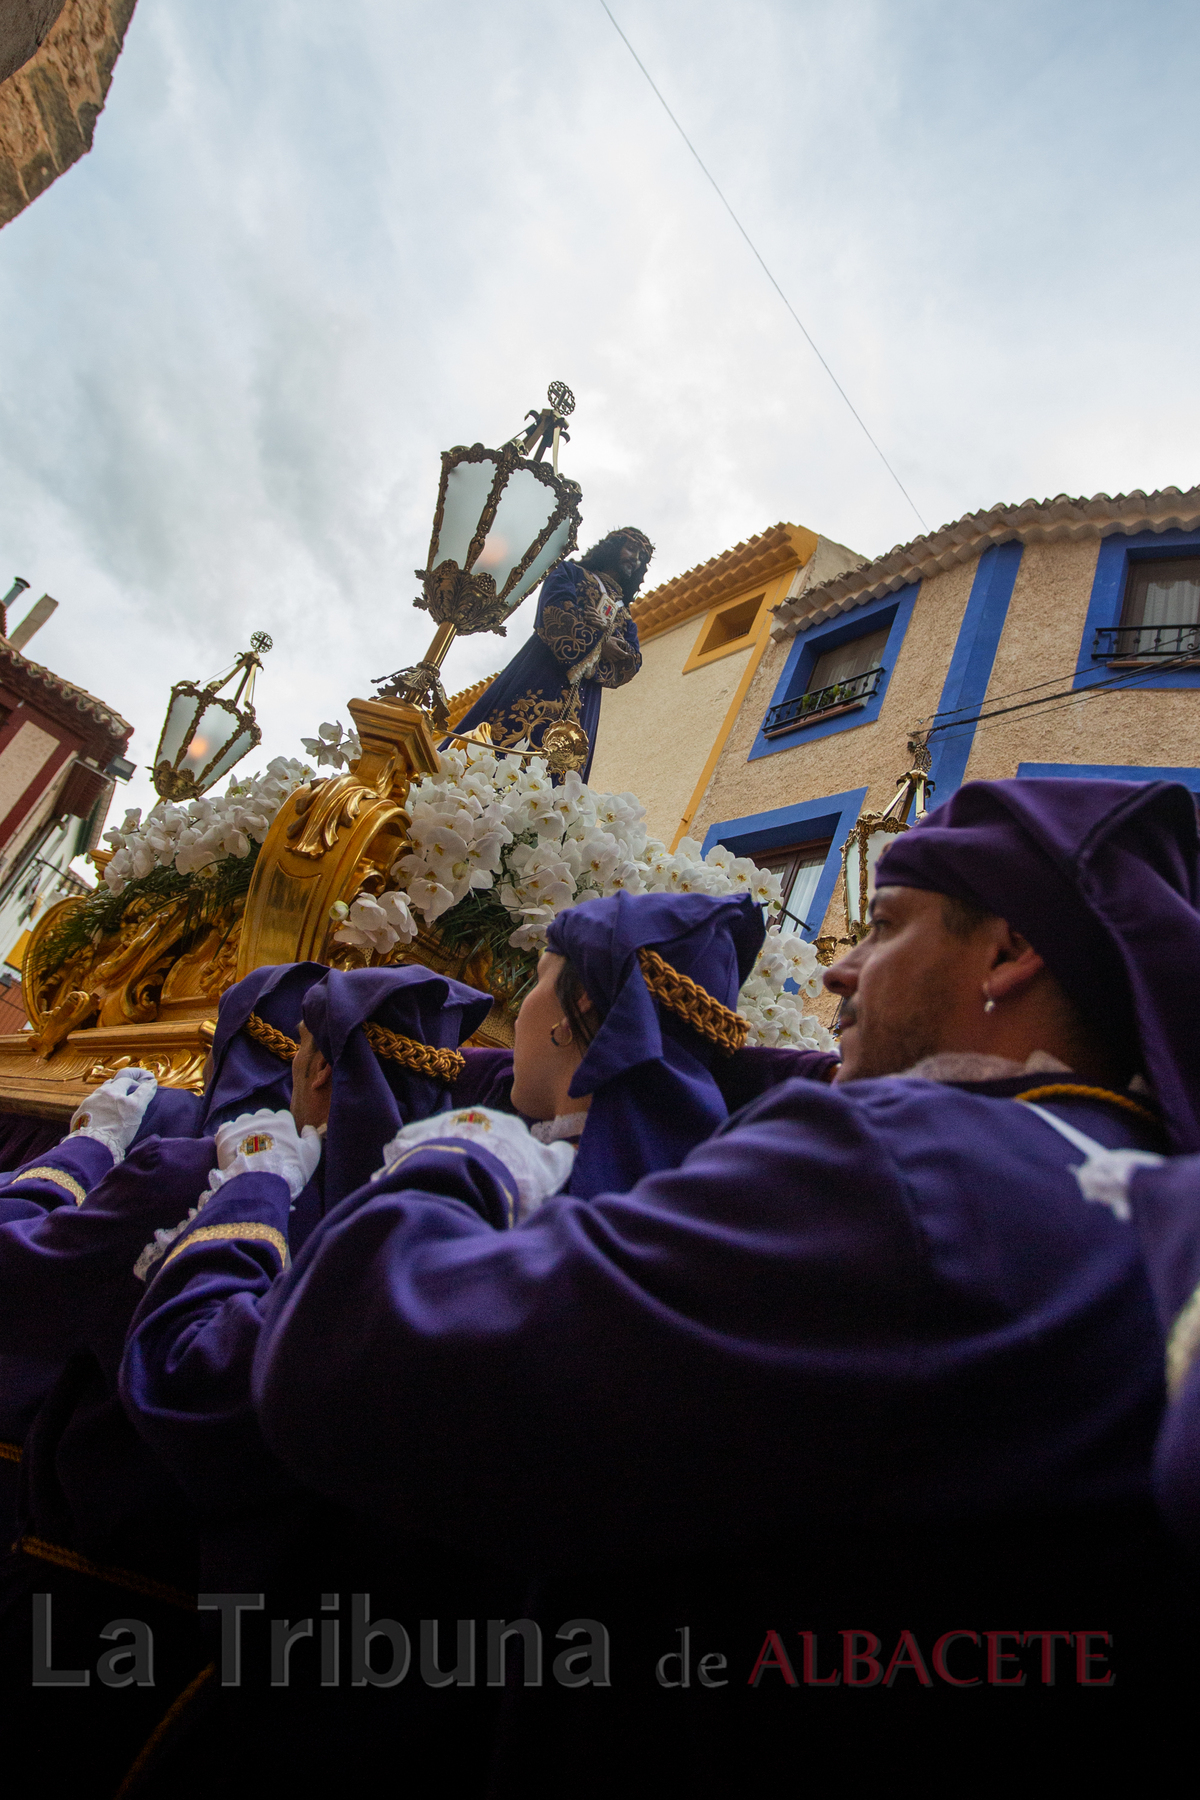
top-left (713, 1045), bottom-right (839, 1114)
top-left (0, 1136), bottom-right (117, 1223)
top-left (120, 1171), bottom-right (296, 1512)
top-left (253, 1078), bottom-right (1164, 1569)
top-left (0, 1136), bottom-right (216, 1355)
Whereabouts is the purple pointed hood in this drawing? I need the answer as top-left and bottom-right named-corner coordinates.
top-left (302, 964), bottom-right (493, 1207)
top-left (546, 890), bottom-right (765, 1197)
top-left (877, 777), bottom-right (1200, 1150)
top-left (198, 961), bottom-right (330, 1133)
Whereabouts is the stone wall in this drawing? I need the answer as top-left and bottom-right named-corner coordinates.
top-left (0, 0), bottom-right (135, 228)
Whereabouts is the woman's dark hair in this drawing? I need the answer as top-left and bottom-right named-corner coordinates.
top-left (554, 957), bottom-right (604, 1051)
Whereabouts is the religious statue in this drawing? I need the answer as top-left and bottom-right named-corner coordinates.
top-left (450, 526), bottom-right (653, 780)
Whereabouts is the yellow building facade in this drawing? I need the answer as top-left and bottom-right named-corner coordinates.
top-left (588, 523), bottom-right (862, 847)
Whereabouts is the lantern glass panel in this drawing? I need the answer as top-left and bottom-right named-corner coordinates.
top-left (864, 828), bottom-right (894, 905)
top-left (157, 691), bottom-right (201, 768)
top-left (177, 699), bottom-right (242, 781)
top-left (431, 458), bottom-right (498, 570)
top-left (844, 834), bottom-right (862, 927)
top-left (506, 514), bottom-right (576, 612)
top-left (203, 724), bottom-right (259, 789)
top-left (474, 465), bottom-right (560, 600)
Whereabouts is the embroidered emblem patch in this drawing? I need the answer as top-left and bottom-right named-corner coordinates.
top-left (239, 1134), bottom-right (275, 1156)
top-left (451, 1110), bottom-right (491, 1129)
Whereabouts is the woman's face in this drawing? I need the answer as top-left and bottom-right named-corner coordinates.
top-left (511, 951), bottom-right (589, 1121)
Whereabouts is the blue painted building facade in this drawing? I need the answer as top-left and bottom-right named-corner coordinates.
top-left (691, 487), bottom-right (1200, 944)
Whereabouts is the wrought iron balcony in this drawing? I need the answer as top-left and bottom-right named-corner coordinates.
top-left (1093, 623), bottom-right (1200, 662)
top-left (763, 665), bottom-right (884, 738)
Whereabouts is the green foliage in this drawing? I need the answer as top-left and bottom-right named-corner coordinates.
top-left (432, 887), bottom-right (538, 1004)
top-left (33, 845), bottom-right (262, 978)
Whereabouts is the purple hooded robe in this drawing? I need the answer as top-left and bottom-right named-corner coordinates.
top-left (249, 781), bottom-right (1200, 1782)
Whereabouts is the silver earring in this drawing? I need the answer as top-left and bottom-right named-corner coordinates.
top-left (983, 992), bottom-right (996, 1015)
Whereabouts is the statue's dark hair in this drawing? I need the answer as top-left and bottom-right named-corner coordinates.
top-left (579, 528), bottom-right (655, 602)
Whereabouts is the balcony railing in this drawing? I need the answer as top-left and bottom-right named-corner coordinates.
top-left (1093, 623), bottom-right (1200, 662)
top-left (763, 665), bottom-right (884, 738)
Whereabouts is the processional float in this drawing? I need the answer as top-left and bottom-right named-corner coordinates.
top-left (0, 385), bottom-right (584, 1120)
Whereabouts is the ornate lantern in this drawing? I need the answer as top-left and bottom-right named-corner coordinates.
top-left (377, 382), bottom-right (583, 729)
top-left (152, 633), bottom-right (272, 802)
top-left (814, 738), bottom-right (935, 964)
top-left (842, 737), bottom-right (935, 939)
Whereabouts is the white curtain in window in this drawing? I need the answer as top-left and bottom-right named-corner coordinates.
top-left (778, 850), bottom-right (828, 935)
top-left (808, 626), bottom-right (890, 692)
top-left (1133, 572), bottom-right (1200, 629)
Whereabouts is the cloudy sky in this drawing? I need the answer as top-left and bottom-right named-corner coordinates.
top-left (1, 0), bottom-right (1198, 837)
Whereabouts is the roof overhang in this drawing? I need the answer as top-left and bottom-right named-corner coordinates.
top-left (772, 486), bottom-right (1200, 640)
top-left (631, 522), bottom-right (819, 642)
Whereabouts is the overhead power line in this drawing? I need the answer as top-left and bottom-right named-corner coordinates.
top-left (598, 1), bottom-right (927, 532)
top-left (924, 653), bottom-right (1200, 747)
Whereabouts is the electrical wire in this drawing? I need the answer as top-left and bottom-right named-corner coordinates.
top-left (925, 654), bottom-right (1198, 746)
top-left (598, 0), bottom-right (927, 531)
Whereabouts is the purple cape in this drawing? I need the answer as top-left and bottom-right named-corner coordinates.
top-left (546, 889), bottom-right (764, 1197)
top-left (878, 777), bottom-right (1200, 1150)
top-left (302, 964), bottom-right (493, 1208)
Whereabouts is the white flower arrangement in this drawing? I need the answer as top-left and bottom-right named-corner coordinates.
top-left (99, 730), bottom-right (835, 1054)
top-left (337, 740), bottom-right (835, 1052)
top-left (300, 721), bottom-right (361, 770)
top-left (101, 756), bottom-right (315, 894)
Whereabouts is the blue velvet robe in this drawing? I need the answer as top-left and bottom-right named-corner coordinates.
top-left (249, 1074), bottom-right (1187, 1779)
top-left (452, 560), bottom-right (641, 780)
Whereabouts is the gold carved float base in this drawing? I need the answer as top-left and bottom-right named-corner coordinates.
top-left (0, 1021), bottom-right (216, 1123)
top-left (0, 696), bottom-right (515, 1126)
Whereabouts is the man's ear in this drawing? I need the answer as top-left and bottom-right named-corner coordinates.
top-left (311, 1050), bottom-right (334, 1092)
top-left (986, 925), bottom-right (1046, 1001)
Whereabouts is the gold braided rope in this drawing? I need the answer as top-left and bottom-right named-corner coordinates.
top-left (244, 1009), bottom-right (463, 1081)
top-left (637, 947), bottom-right (748, 1056)
top-left (1017, 1083), bottom-right (1163, 1133)
top-left (243, 1012), bottom-right (299, 1061)
top-left (363, 1022), bottom-right (465, 1083)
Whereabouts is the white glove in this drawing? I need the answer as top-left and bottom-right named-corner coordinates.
top-left (376, 1105), bottom-right (574, 1222)
top-left (213, 1109), bottom-right (324, 1201)
top-left (68, 1067), bottom-right (158, 1164)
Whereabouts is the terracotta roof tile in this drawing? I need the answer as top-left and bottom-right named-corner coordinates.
top-left (0, 639), bottom-right (132, 749)
top-left (773, 486), bottom-right (1200, 639)
top-left (631, 523), bottom-right (817, 639)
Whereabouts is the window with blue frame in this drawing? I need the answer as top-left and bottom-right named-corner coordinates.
top-left (700, 787), bottom-right (867, 941)
top-left (1075, 529), bottom-right (1200, 691)
top-left (752, 837), bottom-right (833, 935)
top-left (750, 585), bottom-right (919, 763)
top-left (1094, 556), bottom-right (1200, 664)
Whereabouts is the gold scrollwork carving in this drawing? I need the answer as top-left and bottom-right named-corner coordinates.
top-left (85, 1050), bottom-right (210, 1093)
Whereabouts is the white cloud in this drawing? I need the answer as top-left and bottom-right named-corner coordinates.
top-left (0, 0), bottom-right (1196, 830)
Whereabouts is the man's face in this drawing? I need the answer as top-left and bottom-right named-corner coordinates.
top-left (824, 885), bottom-right (995, 1082)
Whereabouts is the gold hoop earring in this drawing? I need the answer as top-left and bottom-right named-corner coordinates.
top-left (550, 1021), bottom-right (573, 1047)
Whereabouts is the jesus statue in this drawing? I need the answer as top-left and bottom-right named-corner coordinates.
top-left (450, 526), bottom-right (653, 780)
